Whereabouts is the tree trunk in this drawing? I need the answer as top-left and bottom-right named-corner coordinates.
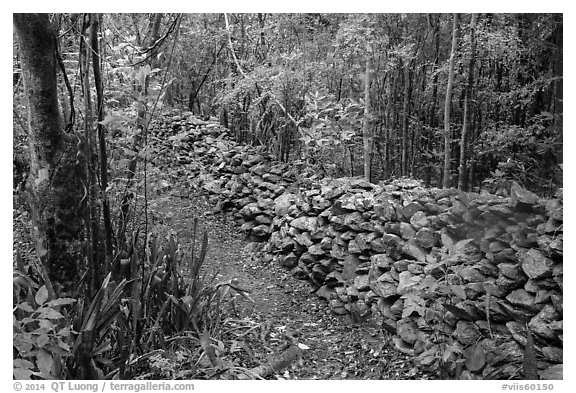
top-left (363, 43), bottom-right (372, 182)
top-left (144, 13), bottom-right (163, 95)
top-left (146, 13), bottom-right (163, 46)
top-left (257, 13), bottom-right (266, 60)
top-left (79, 15), bottom-right (102, 297)
top-left (387, 73), bottom-right (396, 177)
top-left (401, 63), bottom-right (411, 177)
top-left (551, 13), bottom-right (563, 120)
top-left (14, 13), bottom-right (84, 292)
top-left (383, 122), bottom-right (389, 179)
top-left (458, 14), bottom-right (478, 191)
top-left (425, 13), bottom-right (440, 187)
top-left (90, 14), bottom-right (114, 273)
top-left (443, 13), bottom-right (459, 189)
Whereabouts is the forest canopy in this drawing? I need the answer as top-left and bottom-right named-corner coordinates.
top-left (13, 13), bottom-right (563, 196)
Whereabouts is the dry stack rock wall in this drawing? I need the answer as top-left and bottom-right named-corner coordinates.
top-left (151, 112), bottom-right (563, 379)
top-left (151, 112), bottom-right (303, 232)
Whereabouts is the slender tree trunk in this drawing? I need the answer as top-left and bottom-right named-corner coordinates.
top-left (144, 13), bottom-right (163, 95)
top-left (80, 15), bottom-right (102, 298)
top-left (443, 13), bottom-right (459, 188)
top-left (458, 14), bottom-right (478, 191)
top-left (363, 43), bottom-right (372, 182)
top-left (146, 13), bottom-right (163, 46)
top-left (401, 63), bottom-right (410, 176)
top-left (90, 14), bottom-right (114, 271)
top-left (258, 13), bottom-right (266, 57)
top-left (551, 13), bottom-right (563, 120)
top-left (383, 122), bottom-right (389, 179)
top-left (425, 13), bottom-right (440, 187)
top-left (14, 13), bottom-right (84, 293)
top-left (387, 73), bottom-right (396, 178)
top-left (349, 145), bottom-right (355, 177)
top-left (131, 14), bottom-right (142, 45)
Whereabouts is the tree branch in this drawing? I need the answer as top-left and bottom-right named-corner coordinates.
top-left (236, 345), bottom-right (302, 380)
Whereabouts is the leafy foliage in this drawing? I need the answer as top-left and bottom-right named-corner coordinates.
top-left (297, 90), bottom-right (363, 176)
top-left (13, 215), bottom-right (251, 379)
top-left (13, 271), bottom-right (75, 379)
top-left (476, 114), bottom-right (562, 195)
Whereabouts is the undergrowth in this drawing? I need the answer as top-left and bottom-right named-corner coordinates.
top-left (13, 216), bottom-right (256, 380)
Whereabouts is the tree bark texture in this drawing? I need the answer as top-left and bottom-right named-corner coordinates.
top-left (79, 15), bottom-right (102, 297)
top-left (458, 14), bottom-right (478, 191)
top-left (14, 13), bottom-right (84, 292)
top-left (443, 13), bottom-right (459, 189)
top-left (90, 14), bottom-right (114, 273)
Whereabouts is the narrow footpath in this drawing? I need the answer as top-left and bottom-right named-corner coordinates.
top-left (150, 190), bottom-right (431, 380)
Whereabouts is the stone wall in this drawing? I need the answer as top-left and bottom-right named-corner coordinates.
top-left (152, 112), bottom-right (563, 379)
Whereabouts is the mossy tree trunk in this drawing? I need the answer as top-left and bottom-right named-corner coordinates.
top-left (14, 13), bottom-right (84, 293)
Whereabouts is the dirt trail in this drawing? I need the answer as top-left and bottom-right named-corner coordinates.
top-left (150, 191), bottom-right (430, 380)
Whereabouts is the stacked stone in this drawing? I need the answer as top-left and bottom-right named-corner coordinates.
top-left (264, 178), bottom-right (562, 379)
top-left (151, 112), bottom-right (562, 379)
top-left (150, 111), bottom-right (301, 239)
